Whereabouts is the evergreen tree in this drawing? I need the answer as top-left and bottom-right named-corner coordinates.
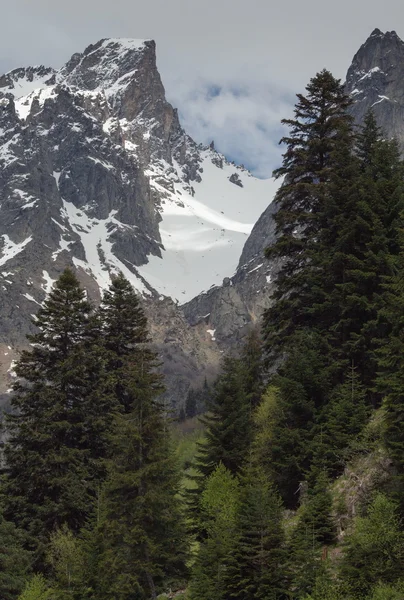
top-left (100, 273), bottom-right (153, 414)
top-left (224, 468), bottom-right (286, 600)
top-left (263, 69), bottom-right (354, 363)
top-left (18, 575), bottom-right (53, 600)
top-left (375, 221), bottom-right (404, 501)
top-left (94, 276), bottom-right (188, 600)
top-left (2, 270), bottom-right (113, 565)
top-left (195, 355), bottom-right (252, 480)
top-left (239, 328), bottom-right (265, 412)
top-left (96, 410), bottom-right (188, 599)
top-left (339, 494), bottom-right (404, 598)
top-left (312, 365), bottom-right (369, 475)
top-left (189, 464), bottom-right (240, 600)
top-left (0, 513), bottom-right (32, 600)
top-left (185, 388), bottom-right (198, 419)
top-left (288, 471), bottom-right (334, 597)
top-left (256, 329), bottom-right (330, 507)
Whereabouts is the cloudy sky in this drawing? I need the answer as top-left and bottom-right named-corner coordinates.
top-left (1, 0), bottom-right (403, 177)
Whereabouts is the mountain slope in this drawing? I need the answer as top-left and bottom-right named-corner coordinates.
top-left (0, 38), bottom-right (277, 402)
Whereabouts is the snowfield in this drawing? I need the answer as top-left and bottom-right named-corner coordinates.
top-left (138, 152), bottom-right (279, 302)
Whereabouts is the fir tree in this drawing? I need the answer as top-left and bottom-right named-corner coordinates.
top-left (224, 468), bottom-right (286, 600)
top-left (339, 494), bottom-right (404, 598)
top-left (312, 365), bottom-right (369, 475)
top-left (0, 513), bottom-right (32, 600)
top-left (195, 355), bottom-right (252, 479)
top-left (189, 464), bottom-right (240, 600)
top-left (376, 220), bottom-right (404, 490)
top-left (258, 329), bottom-right (330, 507)
top-left (263, 69), bottom-right (354, 363)
top-left (96, 407), bottom-right (188, 599)
top-left (99, 273), bottom-right (153, 414)
top-left (287, 471), bottom-right (334, 597)
top-left (2, 269), bottom-right (113, 565)
top-left (94, 276), bottom-right (188, 599)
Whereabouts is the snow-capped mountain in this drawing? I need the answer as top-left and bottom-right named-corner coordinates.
top-left (1, 29), bottom-right (400, 406)
top-left (0, 38), bottom-right (277, 304)
top-left (0, 38), bottom-right (278, 402)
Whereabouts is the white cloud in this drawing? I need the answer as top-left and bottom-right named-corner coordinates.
top-left (169, 77), bottom-right (294, 177)
top-left (1, 0), bottom-right (404, 175)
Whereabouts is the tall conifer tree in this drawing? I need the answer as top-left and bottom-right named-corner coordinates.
top-left (2, 270), bottom-right (113, 565)
top-left (94, 275), bottom-right (188, 600)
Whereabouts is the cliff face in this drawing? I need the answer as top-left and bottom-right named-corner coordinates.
top-left (0, 38), bottom-right (277, 405)
top-left (345, 28), bottom-right (404, 148)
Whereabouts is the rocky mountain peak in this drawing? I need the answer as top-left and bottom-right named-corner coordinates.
top-left (0, 37), bottom-right (277, 406)
top-left (345, 29), bottom-right (404, 148)
top-left (346, 28), bottom-right (404, 84)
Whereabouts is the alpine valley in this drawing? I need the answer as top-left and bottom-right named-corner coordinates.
top-left (0, 28), bottom-right (403, 407)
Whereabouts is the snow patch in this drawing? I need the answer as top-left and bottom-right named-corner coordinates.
top-left (0, 235), bottom-right (33, 267)
top-left (42, 270), bottom-right (55, 295)
top-left (62, 200), bottom-right (150, 295)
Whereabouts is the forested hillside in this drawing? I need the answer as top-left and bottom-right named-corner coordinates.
top-left (2, 67), bottom-right (404, 600)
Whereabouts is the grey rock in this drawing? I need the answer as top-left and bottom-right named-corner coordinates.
top-left (346, 28), bottom-right (404, 149)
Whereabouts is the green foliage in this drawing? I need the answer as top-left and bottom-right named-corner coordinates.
top-left (46, 525), bottom-right (86, 600)
top-left (377, 223), bottom-right (404, 488)
top-left (369, 581), bottom-right (404, 600)
top-left (288, 471), bottom-right (334, 597)
top-left (189, 464), bottom-right (240, 600)
top-left (259, 329), bottom-right (330, 507)
top-left (18, 575), bottom-right (52, 600)
top-left (303, 569), bottom-right (344, 600)
top-left (313, 366), bottom-right (369, 475)
top-left (2, 269), bottom-right (114, 566)
top-left (0, 514), bottom-right (32, 600)
top-left (224, 468), bottom-right (286, 600)
top-left (92, 276), bottom-right (188, 600)
top-left (263, 69), bottom-right (354, 361)
top-left (340, 494), bottom-right (404, 598)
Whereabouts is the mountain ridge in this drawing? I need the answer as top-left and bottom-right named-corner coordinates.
top-left (0, 37), bottom-right (277, 405)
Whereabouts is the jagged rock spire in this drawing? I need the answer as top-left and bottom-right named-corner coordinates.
top-left (346, 28), bottom-right (404, 150)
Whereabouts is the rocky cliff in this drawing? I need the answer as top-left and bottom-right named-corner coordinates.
top-left (346, 28), bottom-right (404, 147)
top-left (0, 38), bottom-right (276, 406)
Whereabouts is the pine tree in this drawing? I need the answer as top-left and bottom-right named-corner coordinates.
top-left (257, 329), bottom-right (331, 507)
top-left (0, 513), bottom-right (32, 600)
top-left (287, 471), bottom-right (334, 597)
top-left (99, 273), bottom-right (153, 414)
top-left (2, 269), bottom-right (114, 566)
top-left (189, 464), bottom-right (240, 600)
top-left (312, 365), bottom-right (369, 475)
top-left (185, 388), bottom-right (198, 419)
top-left (195, 355), bottom-right (252, 479)
top-left (319, 113), bottom-right (401, 390)
top-left (94, 276), bottom-right (188, 600)
top-left (263, 69), bottom-right (354, 363)
top-left (376, 220), bottom-right (404, 488)
top-left (339, 494), bottom-right (404, 598)
top-left (96, 405), bottom-right (188, 599)
top-left (224, 467), bottom-right (286, 600)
